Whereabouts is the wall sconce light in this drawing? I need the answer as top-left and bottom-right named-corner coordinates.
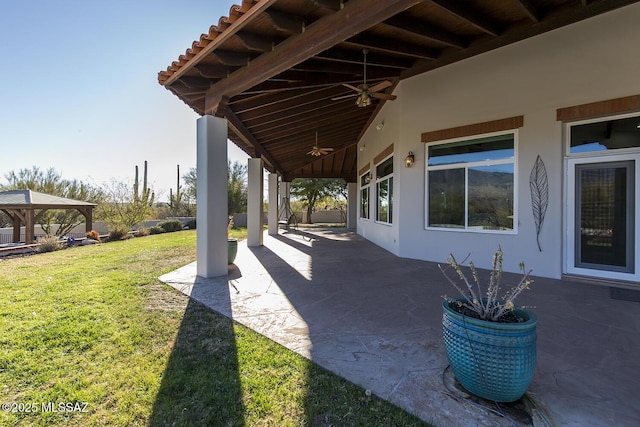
top-left (376, 121), bottom-right (385, 131)
top-left (405, 151), bottom-right (415, 168)
top-left (364, 172), bottom-right (372, 183)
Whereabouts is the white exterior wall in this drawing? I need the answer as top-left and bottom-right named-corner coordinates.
top-left (357, 4), bottom-right (640, 278)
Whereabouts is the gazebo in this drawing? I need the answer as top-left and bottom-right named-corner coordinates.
top-left (0, 190), bottom-right (96, 244)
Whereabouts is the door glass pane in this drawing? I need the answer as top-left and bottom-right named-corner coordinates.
top-left (576, 162), bottom-right (634, 272)
top-left (428, 169), bottom-right (465, 228)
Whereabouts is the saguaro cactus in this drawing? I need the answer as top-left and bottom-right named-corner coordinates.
top-left (168, 164), bottom-right (183, 216)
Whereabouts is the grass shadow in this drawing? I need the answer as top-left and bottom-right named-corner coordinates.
top-left (149, 296), bottom-right (245, 426)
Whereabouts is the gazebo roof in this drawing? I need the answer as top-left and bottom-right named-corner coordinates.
top-left (0, 190), bottom-right (97, 210)
top-left (159, 0), bottom-right (637, 182)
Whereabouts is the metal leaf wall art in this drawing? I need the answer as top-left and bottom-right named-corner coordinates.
top-left (529, 155), bottom-right (549, 252)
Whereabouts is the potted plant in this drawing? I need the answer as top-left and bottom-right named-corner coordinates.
top-left (227, 216), bottom-right (238, 265)
top-left (439, 247), bottom-right (536, 402)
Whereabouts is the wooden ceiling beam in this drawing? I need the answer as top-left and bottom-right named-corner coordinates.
top-left (430, 0), bottom-right (502, 37)
top-left (346, 34), bottom-right (440, 59)
top-left (513, 0), bottom-right (543, 23)
top-left (290, 60), bottom-right (368, 75)
top-left (205, 0), bottom-right (423, 114)
top-left (234, 86), bottom-right (346, 119)
top-left (382, 15), bottom-right (467, 49)
top-left (260, 114), bottom-right (369, 147)
top-left (312, 0), bottom-right (344, 11)
top-left (265, 9), bottom-right (305, 34)
top-left (176, 76), bottom-right (211, 90)
top-left (240, 90), bottom-right (356, 125)
top-left (251, 104), bottom-right (367, 139)
top-left (220, 104), bottom-right (284, 175)
top-left (314, 48), bottom-right (413, 69)
top-left (212, 50), bottom-right (253, 66)
top-left (193, 64), bottom-right (229, 79)
top-left (235, 31), bottom-right (276, 51)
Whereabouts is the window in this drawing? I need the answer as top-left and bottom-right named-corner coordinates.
top-left (568, 114), bottom-right (640, 155)
top-left (426, 132), bottom-right (516, 232)
top-left (376, 156), bottom-right (393, 223)
top-left (360, 172), bottom-right (370, 219)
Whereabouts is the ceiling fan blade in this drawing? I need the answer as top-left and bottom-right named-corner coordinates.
top-left (371, 92), bottom-right (397, 101)
top-left (332, 94), bottom-right (358, 100)
top-left (341, 83), bottom-right (361, 92)
top-left (369, 80), bottom-right (392, 93)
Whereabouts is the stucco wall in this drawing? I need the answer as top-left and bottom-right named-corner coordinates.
top-left (357, 3), bottom-right (640, 278)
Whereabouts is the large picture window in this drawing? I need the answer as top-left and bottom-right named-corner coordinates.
top-left (376, 156), bottom-right (393, 224)
top-left (426, 132), bottom-right (516, 232)
top-left (360, 172), bottom-right (370, 219)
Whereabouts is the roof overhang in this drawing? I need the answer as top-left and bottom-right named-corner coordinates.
top-left (159, 0), bottom-right (639, 182)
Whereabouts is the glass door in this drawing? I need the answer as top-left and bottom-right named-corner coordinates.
top-left (575, 161), bottom-right (635, 273)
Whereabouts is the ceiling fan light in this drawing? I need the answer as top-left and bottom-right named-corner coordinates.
top-left (357, 92), bottom-right (371, 107)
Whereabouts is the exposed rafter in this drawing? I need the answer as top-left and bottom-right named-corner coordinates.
top-left (159, 0), bottom-right (638, 182)
top-left (382, 15), bottom-right (466, 49)
top-left (514, 0), bottom-right (544, 23)
top-left (430, 0), bottom-right (502, 37)
top-left (220, 104), bottom-right (284, 176)
top-left (265, 9), bottom-right (305, 33)
top-left (204, 0), bottom-right (423, 114)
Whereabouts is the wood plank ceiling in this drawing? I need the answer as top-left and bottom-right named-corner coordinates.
top-left (159, 0), bottom-right (637, 182)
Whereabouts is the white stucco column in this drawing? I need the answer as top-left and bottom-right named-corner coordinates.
top-left (347, 182), bottom-right (358, 230)
top-left (196, 115), bottom-right (228, 278)
top-left (267, 173), bottom-right (279, 236)
top-left (247, 158), bottom-right (264, 247)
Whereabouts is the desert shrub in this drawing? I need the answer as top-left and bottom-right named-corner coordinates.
top-left (85, 229), bottom-right (102, 243)
top-left (185, 219), bottom-right (196, 230)
top-left (135, 226), bottom-right (150, 237)
top-left (108, 226), bottom-right (131, 241)
top-left (149, 226), bottom-right (165, 235)
top-left (159, 219), bottom-right (184, 233)
top-left (38, 235), bottom-right (62, 253)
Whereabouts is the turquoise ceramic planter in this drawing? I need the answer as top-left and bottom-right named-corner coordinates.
top-left (442, 299), bottom-right (537, 402)
top-left (228, 238), bottom-right (238, 265)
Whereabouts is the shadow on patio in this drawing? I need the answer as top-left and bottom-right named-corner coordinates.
top-left (152, 238), bottom-right (429, 426)
top-left (160, 228), bottom-right (640, 427)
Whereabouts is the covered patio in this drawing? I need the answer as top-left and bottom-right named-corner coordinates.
top-left (161, 228), bottom-right (640, 426)
top-left (158, 0), bottom-right (640, 279)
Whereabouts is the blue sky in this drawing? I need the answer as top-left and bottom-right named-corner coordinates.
top-left (0, 0), bottom-right (248, 201)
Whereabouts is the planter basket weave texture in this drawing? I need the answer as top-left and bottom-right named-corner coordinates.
top-left (442, 300), bottom-right (537, 402)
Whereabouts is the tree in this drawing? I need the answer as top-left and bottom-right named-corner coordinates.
top-left (183, 167), bottom-right (197, 202)
top-left (96, 161), bottom-right (155, 229)
top-left (183, 161), bottom-right (248, 215)
top-left (1, 166), bottom-right (104, 236)
top-left (228, 161), bottom-right (248, 215)
top-left (290, 178), bottom-right (346, 223)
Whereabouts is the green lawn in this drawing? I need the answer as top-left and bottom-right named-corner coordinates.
top-left (0, 230), bottom-right (430, 426)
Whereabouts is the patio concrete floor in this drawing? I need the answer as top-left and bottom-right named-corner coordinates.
top-left (160, 228), bottom-right (640, 427)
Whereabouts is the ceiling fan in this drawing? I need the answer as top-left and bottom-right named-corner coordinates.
top-left (332, 49), bottom-right (397, 107)
top-left (307, 131), bottom-right (334, 156)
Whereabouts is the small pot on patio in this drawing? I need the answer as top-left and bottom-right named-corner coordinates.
top-left (228, 238), bottom-right (238, 265)
top-left (227, 216), bottom-right (237, 265)
top-left (439, 247), bottom-right (537, 402)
